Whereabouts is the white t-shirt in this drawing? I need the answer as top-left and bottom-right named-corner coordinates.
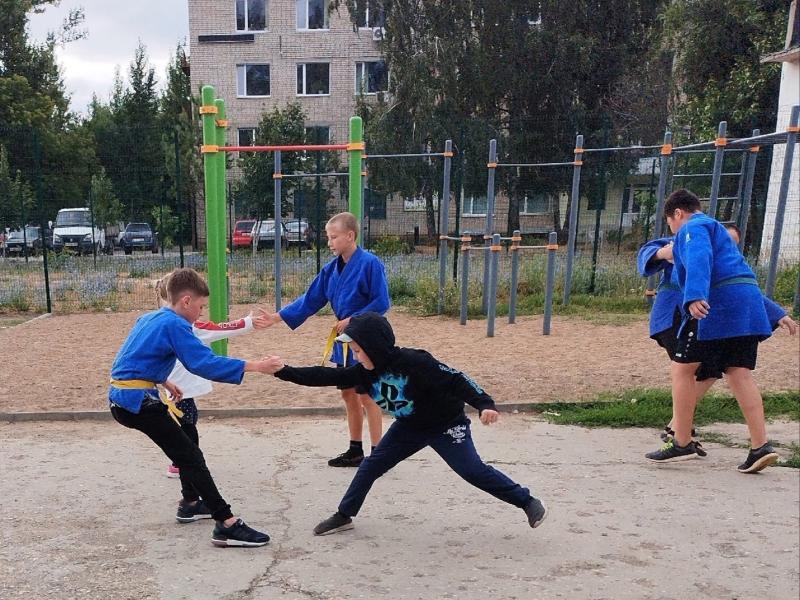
top-left (168, 315), bottom-right (254, 398)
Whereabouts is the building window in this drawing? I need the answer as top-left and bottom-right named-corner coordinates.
top-left (297, 63), bottom-right (330, 95)
top-left (366, 189), bottom-right (386, 220)
top-left (305, 126), bottom-right (330, 143)
top-left (463, 195), bottom-right (487, 217)
top-left (236, 64), bottom-right (270, 96)
top-left (296, 0), bottom-right (329, 30)
top-left (520, 193), bottom-right (551, 215)
top-left (236, 0), bottom-right (267, 31)
top-left (356, 0), bottom-right (386, 28)
top-left (238, 128), bottom-right (256, 146)
top-left (355, 61), bottom-right (388, 95)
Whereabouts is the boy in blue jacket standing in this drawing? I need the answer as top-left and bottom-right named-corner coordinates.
top-left (265, 212), bottom-right (390, 467)
top-left (109, 268), bottom-right (274, 547)
top-left (645, 190), bottom-right (781, 472)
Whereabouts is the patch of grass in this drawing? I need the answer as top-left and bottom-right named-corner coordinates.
top-left (538, 389), bottom-right (799, 428)
top-left (776, 443), bottom-right (800, 469)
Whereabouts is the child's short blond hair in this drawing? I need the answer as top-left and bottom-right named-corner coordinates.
top-left (155, 275), bottom-right (170, 305)
top-left (326, 212), bottom-right (359, 240)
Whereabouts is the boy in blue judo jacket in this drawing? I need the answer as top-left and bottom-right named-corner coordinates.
top-left (637, 225), bottom-right (795, 448)
top-left (644, 190), bottom-right (784, 472)
top-left (109, 268), bottom-right (275, 547)
top-left (265, 212), bottom-right (390, 467)
top-left (260, 312), bottom-right (547, 536)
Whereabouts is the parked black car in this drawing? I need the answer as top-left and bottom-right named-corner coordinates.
top-left (120, 223), bottom-right (158, 255)
top-left (4, 226), bottom-right (43, 256)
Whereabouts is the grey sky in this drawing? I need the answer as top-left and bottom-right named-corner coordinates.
top-left (27, 0), bottom-right (189, 114)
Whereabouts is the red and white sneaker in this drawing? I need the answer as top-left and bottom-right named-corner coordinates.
top-left (166, 464), bottom-right (180, 478)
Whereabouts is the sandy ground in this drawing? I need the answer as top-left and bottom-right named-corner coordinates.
top-left (1, 416), bottom-right (798, 600)
top-left (0, 307), bottom-right (797, 414)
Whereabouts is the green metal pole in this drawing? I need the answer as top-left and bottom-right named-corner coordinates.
top-left (200, 85), bottom-right (227, 355)
top-left (214, 98), bottom-right (229, 354)
top-left (348, 116), bottom-right (363, 221)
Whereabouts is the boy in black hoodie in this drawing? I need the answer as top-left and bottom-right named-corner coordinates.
top-left (262, 312), bottom-right (546, 535)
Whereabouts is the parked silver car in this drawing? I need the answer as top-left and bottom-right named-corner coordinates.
top-left (255, 220), bottom-right (288, 250)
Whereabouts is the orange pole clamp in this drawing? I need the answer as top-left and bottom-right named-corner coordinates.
top-left (199, 106), bottom-right (218, 115)
top-left (750, 145), bottom-right (760, 153)
top-left (574, 147), bottom-right (584, 154)
top-left (511, 236), bottom-right (522, 242)
top-left (546, 244), bottom-right (558, 250)
top-left (346, 142), bottom-right (366, 151)
top-left (490, 245), bottom-right (501, 251)
top-left (787, 125), bottom-right (800, 133)
top-left (200, 144), bottom-right (219, 153)
top-left (660, 143), bottom-right (673, 155)
top-left (714, 137), bottom-right (727, 147)
top-left (361, 171), bottom-right (367, 177)
top-left (573, 160), bottom-right (583, 166)
top-left (215, 119), bottom-right (229, 127)
top-left (644, 289), bottom-right (656, 297)
top-left (487, 162), bottom-right (498, 168)
top-left (443, 151), bottom-right (454, 157)
top-left (272, 173), bottom-right (283, 179)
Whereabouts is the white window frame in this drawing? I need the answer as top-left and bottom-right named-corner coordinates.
top-left (355, 60), bottom-right (389, 95)
top-left (296, 0), bottom-right (329, 31)
top-left (356, 1), bottom-right (386, 28)
top-left (237, 128), bottom-right (256, 147)
top-left (236, 0), bottom-right (268, 32)
top-left (236, 64), bottom-right (271, 98)
top-left (463, 195), bottom-right (488, 217)
top-left (520, 193), bottom-right (552, 215)
top-left (296, 62), bottom-right (330, 96)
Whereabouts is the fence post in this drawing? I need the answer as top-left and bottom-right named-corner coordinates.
top-left (174, 128), bottom-right (185, 268)
top-left (487, 233), bottom-right (501, 337)
top-left (483, 139), bottom-right (497, 313)
top-left (33, 130), bottom-right (52, 314)
top-left (766, 105), bottom-right (799, 298)
top-left (460, 234), bottom-right (471, 325)
top-left (437, 139), bottom-right (453, 314)
top-left (543, 232), bottom-right (557, 335)
top-left (274, 150), bottom-right (282, 310)
top-left (563, 134), bottom-right (583, 306)
top-left (645, 131), bottom-right (673, 303)
top-left (509, 229), bottom-right (521, 324)
top-left (708, 121), bottom-right (727, 219)
top-left (737, 129), bottom-right (759, 253)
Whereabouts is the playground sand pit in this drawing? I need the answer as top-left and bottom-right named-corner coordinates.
top-left (0, 307), bottom-right (798, 414)
top-left (1, 416), bottom-right (798, 599)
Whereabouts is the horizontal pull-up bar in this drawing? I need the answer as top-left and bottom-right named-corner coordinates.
top-left (277, 172), bottom-right (349, 179)
top-left (496, 161), bottom-right (576, 168)
top-left (364, 152), bottom-right (451, 159)
top-left (672, 171), bottom-right (742, 178)
top-left (213, 144), bottom-right (350, 153)
top-left (581, 144), bottom-right (663, 153)
top-left (673, 148), bottom-right (745, 154)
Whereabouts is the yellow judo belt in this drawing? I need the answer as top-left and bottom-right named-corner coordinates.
top-left (321, 326), bottom-right (348, 367)
top-left (110, 379), bottom-right (184, 424)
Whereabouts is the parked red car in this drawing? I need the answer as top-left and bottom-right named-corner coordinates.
top-left (232, 219), bottom-right (257, 249)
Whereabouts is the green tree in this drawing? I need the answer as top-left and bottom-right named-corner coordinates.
top-left (90, 167), bottom-right (123, 228)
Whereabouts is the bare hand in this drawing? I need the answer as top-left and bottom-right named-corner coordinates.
top-left (163, 380), bottom-right (183, 401)
top-left (335, 317), bottom-right (351, 334)
top-left (688, 300), bottom-right (710, 319)
top-left (252, 308), bottom-right (273, 330)
top-left (480, 409), bottom-right (499, 425)
top-left (656, 242), bottom-right (674, 263)
top-left (778, 315), bottom-right (798, 335)
top-left (256, 355), bottom-right (286, 375)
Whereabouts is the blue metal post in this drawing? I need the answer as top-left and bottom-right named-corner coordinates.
top-left (543, 232), bottom-right (557, 335)
top-left (483, 139), bottom-right (497, 313)
top-left (438, 139), bottom-right (453, 313)
top-left (487, 233), bottom-right (500, 337)
top-left (645, 131), bottom-right (673, 303)
top-left (509, 230), bottom-right (520, 324)
top-left (737, 129), bottom-right (760, 253)
top-left (708, 121), bottom-right (727, 218)
top-left (562, 134), bottom-right (583, 306)
top-left (274, 150), bottom-right (282, 310)
top-left (460, 234), bottom-right (471, 325)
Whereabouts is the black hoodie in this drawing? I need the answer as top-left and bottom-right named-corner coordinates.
top-left (275, 312), bottom-right (496, 431)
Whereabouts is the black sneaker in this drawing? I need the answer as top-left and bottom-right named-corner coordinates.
top-left (737, 444), bottom-right (779, 474)
top-left (645, 439), bottom-right (699, 463)
top-left (176, 499), bottom-right (213, 523)
top-left (211, 519), bottom-right (270, 547)
top-left (523, 498), bottom-right (547, 529)
top-left (313, 512), bottom-right (354, 536)
top-left (327, 448), bottom-right (364, 467)
top-left (693, 441), bottom-right (708, 458)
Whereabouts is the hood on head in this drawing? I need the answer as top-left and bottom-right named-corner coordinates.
top-left (335, 312), bottom-right (396, 369)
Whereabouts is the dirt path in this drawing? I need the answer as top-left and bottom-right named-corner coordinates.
top-left (0, 307), bottom-right (797, 413)
top-left (1, 416), bottom-right (797, 600)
